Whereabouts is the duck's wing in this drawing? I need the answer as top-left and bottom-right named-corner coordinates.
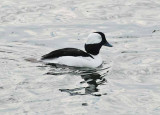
top-left (41, 48), bottom-right (93, 60)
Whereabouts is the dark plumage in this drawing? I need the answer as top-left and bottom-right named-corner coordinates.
top-left (41, 48), bottom-right (93, 60)
top-left (85, 43), bottom-right (102, 55)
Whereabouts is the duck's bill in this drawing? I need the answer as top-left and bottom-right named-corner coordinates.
top-left (104, 42), bottom-right (113, 47)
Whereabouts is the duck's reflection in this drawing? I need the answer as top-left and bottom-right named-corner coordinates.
top-left (43, 63), bottom-right (109, 96)
top-left (59, 72), bottom-right (107, 96)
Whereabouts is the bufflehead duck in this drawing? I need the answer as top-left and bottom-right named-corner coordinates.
top-left (41, 32), bottom-right (112, 68)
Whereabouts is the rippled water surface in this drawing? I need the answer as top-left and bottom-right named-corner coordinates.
top-left (0, 0), bottom-right (160, 114)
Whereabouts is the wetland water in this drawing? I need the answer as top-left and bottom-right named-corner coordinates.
top-left (0, 0), bottom-right (160, 114)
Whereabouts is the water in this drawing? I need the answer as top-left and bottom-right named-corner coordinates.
top-left (0, 0), bottom-right (160, 114)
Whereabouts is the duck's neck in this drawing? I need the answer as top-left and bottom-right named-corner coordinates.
top-left (85, 44), bottom-right (102, 55)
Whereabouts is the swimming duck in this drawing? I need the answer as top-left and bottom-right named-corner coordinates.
top-left (41, 32), bottom-right (112, 68)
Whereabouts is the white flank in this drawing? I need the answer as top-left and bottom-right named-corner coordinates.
top-left (42, 55), bottom-right (102, 68)
top-left (86, 33), bottom-right (102, 44)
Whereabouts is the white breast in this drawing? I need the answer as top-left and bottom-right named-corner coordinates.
top-left (42, 55), bottom-right (102, 68)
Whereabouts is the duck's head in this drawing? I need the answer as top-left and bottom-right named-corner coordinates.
top-left (85, 32), bottom-right (112, 55)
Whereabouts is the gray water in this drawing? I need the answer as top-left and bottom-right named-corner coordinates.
top-left (0, 0), bottom-right (160, 115)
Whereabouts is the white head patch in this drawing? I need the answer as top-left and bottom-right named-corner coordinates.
top-left (86, 33), bottom-right (102, 44)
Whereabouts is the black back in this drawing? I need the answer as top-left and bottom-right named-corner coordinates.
top-left (41, 48), bottom-right (93, 60)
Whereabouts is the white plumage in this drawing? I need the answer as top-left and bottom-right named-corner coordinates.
top-left (42, 55), bottom-right (102, 68)
top-left (86, 33), bottom-right (102, 44)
